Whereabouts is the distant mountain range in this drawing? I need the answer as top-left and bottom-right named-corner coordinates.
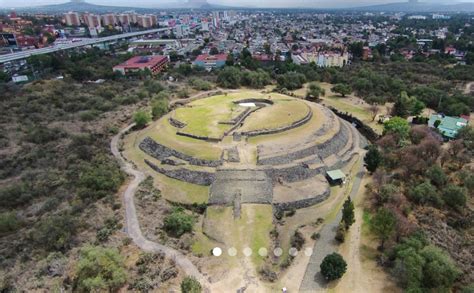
top-left (352, 1), bottom-right (474, 12)
top-left (3, 0), bottom-right (474, 13)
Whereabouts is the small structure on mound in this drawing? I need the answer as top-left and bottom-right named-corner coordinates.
top-left (326, 169), bottom-right (346, 185)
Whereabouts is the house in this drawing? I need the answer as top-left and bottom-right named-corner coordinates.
top-left (113, 55), bottom-right (169, 76)
top-left (428, 114), bottom-right (468, 139)
top-left (326, 169), bottom-right (346, 185)
top-left (193, 54), bottom-right (227, 70)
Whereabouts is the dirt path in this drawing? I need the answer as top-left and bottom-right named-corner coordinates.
top-left (332, 179), bottom-right (400, 293)
top-left (111, 124), bottom-right (211, 290)
top-left (299, 149), bottom-right (365, 292)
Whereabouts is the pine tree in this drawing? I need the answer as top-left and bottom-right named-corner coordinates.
top-left (342, 197), bottom-right (355, 229)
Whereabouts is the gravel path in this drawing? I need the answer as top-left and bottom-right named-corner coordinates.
top-left (111, 124), bottom-right (211, 290)
top-left (299, 152), bottom-right (366, 292)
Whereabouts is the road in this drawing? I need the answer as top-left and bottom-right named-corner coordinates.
top-left (110, 123), bottom-right (210, 290)
top-left (299, 154), bottom-right (366, 292)
top-left (0, 27), bottom-right (172, 64)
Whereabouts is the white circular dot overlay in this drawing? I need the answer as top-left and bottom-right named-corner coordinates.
top-left (212, 247), bottom-right (222, 257)
top-left (228, 247), bottom-right (237, 256)
top-left (243, 247), bottom-right (253, 257)
top-left (258, 247), bottom-right (268, 257)
top-left (289, 247), bottom-right (298, 257)
top-left (273, 247), bottom-right (283, 257)
top-left (304, 247), bottom-right (313, 256)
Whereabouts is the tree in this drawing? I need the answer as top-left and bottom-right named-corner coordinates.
top-left (225, 54), bottom-right (234, 66)
top-left (392, 91), bottom-right (425, 118)
top-left (442, 185), bottom-right (467, 210)
top-left (209, 47), bottom-right (219, 55)
top-left (74, 245), bottom-right (126, 292)
top-left (133, 110), bottom-right (151, 128)
top-left (364, 145), bottom-right (382, 173)
top-left (163, 207), bottom-right (194, 237)
top-left (331, 84), bottom-right (352, 97)
top-left (370, 208), bottom-right (396, 251)
top-left (383, 117), bottom-right (410, 143)
top-left (368, 103), bottom-right (380, 121)
top-left (217, 66), bottom-right (241, 88)
top-left (306, 82), bottom-right (325, 100)
top-left (320, 253), bottom-right (347, 281)
top-left (181, 276), bottom-right (202, 293)
top-left (277, 72), bottom-right (306, 90)
top-left (341, 197), bottom-right (355, 229)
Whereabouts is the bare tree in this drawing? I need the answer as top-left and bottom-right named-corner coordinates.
top-left (369, 103), bottom-right (379, 121)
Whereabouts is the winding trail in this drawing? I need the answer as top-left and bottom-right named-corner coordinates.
top-left (111, 123), bottom-right (211, 290)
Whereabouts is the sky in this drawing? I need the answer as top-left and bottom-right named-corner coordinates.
top-left (1, 0), bottom-right (474, 9)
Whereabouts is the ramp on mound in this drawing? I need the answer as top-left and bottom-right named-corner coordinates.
top-left (209, 169), bottom-right (273, 205)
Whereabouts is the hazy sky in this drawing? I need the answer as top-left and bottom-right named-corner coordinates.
top-left (1, 0), bottom-right (474, 9)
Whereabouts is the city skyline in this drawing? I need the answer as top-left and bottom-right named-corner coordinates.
top-left (2, 0), bottom-right (474, 9)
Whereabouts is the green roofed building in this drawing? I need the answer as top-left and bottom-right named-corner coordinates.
top-left (326, 169), bottom-right (346, 185)
top-left (428, 114), bottom-right (468, 139)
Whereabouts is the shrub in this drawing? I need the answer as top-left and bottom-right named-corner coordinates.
top-left (0, 212), bottom-right (20, 234)
top-left (151, 98), bottom-right (168, 120)
top-left (74, 245), bottom-right (126, 292)
top-left (426, 165), bottom-right (447, 187)
top-left (311, 232), bottom-right (320, 240)
top-left (133, 110), bottom-right (151, 128)
top-left (320, 253), bottom-right (347, 281)
top-left (335, 222), bottom-right (346, 243)
top-left (341, 197), bottom-right (355, 229)
top-left (290, 230), bottom-right (305, 250)
top-left (409, 181), bottom-right (442, 206)
top-left (442, 185), bottom-right (467, 210)
top-left (180, 276), bottom-right (202, 293)
top-left (32, 212), bottom-right (77, 251)
top-left (163, 207), bottom-right (194, 237)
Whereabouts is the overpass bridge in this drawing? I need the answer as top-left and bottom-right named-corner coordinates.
top-left (0, 27), bottom-right (173, 64)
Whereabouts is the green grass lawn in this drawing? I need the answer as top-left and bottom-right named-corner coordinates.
top-left (240, 100), bottom-right (310, 132)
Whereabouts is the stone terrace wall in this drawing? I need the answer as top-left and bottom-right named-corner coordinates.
top-left (239, 104), bottom-right (313, 137)
top-left (266, 163), bottom-right (325, 183)
top-left (257, 120), bottom-right (349, 166)
top-left (168, 117), bottom-right (186, 128)
top-left (273, 188), bottom-right (330, 211)
top-left (144, 159), bottom-right (215, 186)
top-left (328, 107), bottom-right (380, 143)
top-left (139, 136), bottom-right (222, 167)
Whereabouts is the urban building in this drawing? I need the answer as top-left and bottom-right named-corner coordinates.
top-left (193, 54), bottom-right (227, 70)
top-left (113, 55), bottom-right (169, 75)
top-left (64, 12), bottom-right (81, 26)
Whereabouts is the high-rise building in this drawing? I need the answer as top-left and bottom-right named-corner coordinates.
top-left (64, 12), bottom-right (81, 26)
top-left (101, 14), bottom-right (117, 26)
top-left (117, 14), bottom-right (131, 25)
top-left (137, 15), bottom-right (153, 28)
top-left (83, 13), bottom-right (101, 28)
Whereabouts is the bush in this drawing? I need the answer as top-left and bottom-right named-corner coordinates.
top-left (409, 181), bottom-right (442, 206)
top-left (151, 98), bottom-right (168, 120)
top-left (335, 222), bottom-right (346, 243)
top-left (0, 212), bottom-right (20, 234)
top-left (217, 66), bottom-right (242, 88)
top-left (290, 230), bottom-right (305, 250)
top-left (163, 207), bottom-right (194, 237)
top-left (188, 78), bottom-right (213, 91)
top-left (32, 212), bottom-right (77, 251)
top-left (320, 253), bottom-right (347, 281)
top-left (442, 185), bottom-right (467, 210)
top-left (392, 234), bottom-right (461, 291)
top-left (180, 276), bottom-right (202, 293)
top-left (311, 232), bottom-right (320, 240)
top-left (74, 245), bottom-right (126, 292)
top-left (426, 165), bottom-right (447, 187)
top-left (133, 110), bottom-right (151, 128)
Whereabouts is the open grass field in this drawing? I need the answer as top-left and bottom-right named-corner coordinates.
top-left (122, 129), bottom-right (210, 204)
top-left (201, 204), bottom-right (273, 267)
top-left (292, 83), bottom-right (386, 134)
top-left (239, 99), bottom-right (310, 133)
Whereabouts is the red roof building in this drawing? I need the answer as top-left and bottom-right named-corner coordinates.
top-left (193, 54), bottom-right (227, 69)
top-left (113, 55), bottom-right (169, 76)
